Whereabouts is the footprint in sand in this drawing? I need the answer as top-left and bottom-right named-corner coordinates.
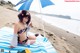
top-left (66, 31), bottom-right (69, 33)
top-left (37, 28), bottom-right (43, 31)
top-left (74, 37), bottom-right (76, 38)
top-left (47, 33), bottom-right (53, 36)
top-left (5, 22), bottom-right (14, 27)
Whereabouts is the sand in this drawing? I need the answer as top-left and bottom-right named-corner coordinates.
top-left (0, 6), bottom-right (80, 53)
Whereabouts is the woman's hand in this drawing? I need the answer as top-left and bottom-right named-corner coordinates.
top-left (29, 22), bottom-right (33, 27)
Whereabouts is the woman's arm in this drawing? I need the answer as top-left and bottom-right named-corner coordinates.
top-left (10, 23), bottom-right (19, 48)
top-left (29, 22), bottom-right (33, 27)
top-left (14, 23), bottom-right (19, 35)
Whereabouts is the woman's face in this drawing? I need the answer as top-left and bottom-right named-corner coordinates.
top-left (23, 17), bottom-right (28, 23)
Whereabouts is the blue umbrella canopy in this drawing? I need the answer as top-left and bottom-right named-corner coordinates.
top-left (40, 0), bottom-right (54, 8)
top-left (15, 0), bottom-right (54, 10)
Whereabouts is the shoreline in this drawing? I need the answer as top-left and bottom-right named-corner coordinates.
top-left (34, 14), bottom-right (80, 36)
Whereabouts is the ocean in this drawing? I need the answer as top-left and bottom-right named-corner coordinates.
top-left (36, 14), bottom-right (80, 36)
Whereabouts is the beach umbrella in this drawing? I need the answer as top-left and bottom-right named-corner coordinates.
top-left (15, 0), bottom-right (54, 11)
top-left (15, 0), bottom-right (54, 35)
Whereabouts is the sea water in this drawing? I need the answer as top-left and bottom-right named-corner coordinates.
top-left (36, 14), bottom-right (80, 36)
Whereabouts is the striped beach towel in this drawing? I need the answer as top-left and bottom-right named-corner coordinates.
top-left (0, 27), bottom-right (57, 53)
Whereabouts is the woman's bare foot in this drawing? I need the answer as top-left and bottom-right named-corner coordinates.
top-left (9, 46), bottom-right (15, 48)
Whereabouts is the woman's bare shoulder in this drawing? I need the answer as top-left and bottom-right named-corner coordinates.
top-left (14, 22), bottom-right (20, 27)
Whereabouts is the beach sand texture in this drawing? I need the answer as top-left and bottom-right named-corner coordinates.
top-left (0, 6), bottom-right (80, 53)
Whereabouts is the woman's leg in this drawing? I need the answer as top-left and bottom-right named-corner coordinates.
top-left (25, 40), bottom-right (36, 45)
top-left (28, 35), bottom-right (36, 40)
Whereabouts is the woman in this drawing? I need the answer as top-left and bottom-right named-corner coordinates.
top-left (10, 10), bottom-right (36, 48)
top-left (18, 10), bottom-right (32, 32)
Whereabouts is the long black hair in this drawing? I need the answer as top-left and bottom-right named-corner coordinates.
top-left (18, 10), bottom-right (31, 25)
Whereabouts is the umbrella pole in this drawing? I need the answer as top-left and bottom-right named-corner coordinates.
top-left (38, 1), bottom-right (47, 53)
top-left (38, 0), bottom-right (45, 37)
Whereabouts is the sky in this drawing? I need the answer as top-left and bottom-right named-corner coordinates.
top-left (4, 0), bottom-right (80, 20)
